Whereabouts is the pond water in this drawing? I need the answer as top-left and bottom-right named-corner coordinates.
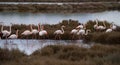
top-left (0, 39), bottom-right (94, 55)
top-left (0, 11), bottom-right (120, 25)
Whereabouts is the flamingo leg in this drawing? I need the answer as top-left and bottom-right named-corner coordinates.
top-left (54, 35), bottom-right (56, 40)
top-left (59, 35), bottom-right (61, 40)
top-left (4, 36), bottom-right (8, 49)
top-left (35, 34), bottom-right (36, 39)
top-left (72, 34), bottom-right (75, 40)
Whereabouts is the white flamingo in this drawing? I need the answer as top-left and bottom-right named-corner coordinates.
top-left (1, 24), bottom-right (12, 39)
top-left (94, 19), bottom-right (106, 31)
top-left (8, 30), bottom-right (19, 39)
top-left (70, 28), bottom-right (79, 39)
top-left (77, 29), bottom-right (91, 39)
top-left (54, 25), bottom-right (65, 40)
top-left (106, 28), bottom-right (112, 33)
top-left (111, 22), bottom-right (117, 30)
top-left (31, 24), bottom-right (39, 39)
top-left (76, 23), bottom-right (84, 29)
top-left (97, 21), bottom-right (106, 30)
top-left (39, 24), bottom-right (48, 39)
top-left (105, 23), bottom-right (116, 33)
top-left (21, 25), bottom-right (32, 39)
top-left (94, 19), bottom-right (98, 29)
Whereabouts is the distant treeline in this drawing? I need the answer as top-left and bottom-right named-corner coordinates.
top-left (0, 0), bottom-right (120, 2)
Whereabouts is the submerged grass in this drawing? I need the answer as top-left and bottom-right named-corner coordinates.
top-left (0, 44), bottom-right (120, 65)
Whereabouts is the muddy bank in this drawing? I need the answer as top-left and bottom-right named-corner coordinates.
top-left (0, 0), bottom-right (120, 2)
top-left (0, 2), bottom-right (120, 13)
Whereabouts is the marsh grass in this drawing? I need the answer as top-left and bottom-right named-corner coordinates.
top-left (91, 32), bottom-right (120, 44)
top-left (0, 44), bottom-right (120, 65)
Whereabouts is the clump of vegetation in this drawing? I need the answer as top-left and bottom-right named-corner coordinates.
top-left (89, 32), bottom-right (120, 44)
top-left (0, 48), bottom-right (26, 63)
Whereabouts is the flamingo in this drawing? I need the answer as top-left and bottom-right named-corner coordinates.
top-left (70, 28), bottom-right (79, 39)
top-left (1, 24), bottom-right (12, 39)
top-left (111, 22), bottom-right (117, 30)
top-left (77, 29), bottom-right (91, 39)
top-left (21, 25), bottom-right (32, 39)
top-left (39, 24), bottom-right (48, 39)
top-left (8, 30), bottom-right (19, 39)
top-left (105, 23), bottom-right (115, 33)
top-left (106, 28), bottom-right (112, 33)
top-left (54, 25), bottom-right (65, 40)
top-left (76, 23), bottom-right (84, 29)
top-left (94, 19), bottom-right (106, 31)
top-left (97, 21), bottom-right (106, 30)
top-left (94, 19), bottom-right (98, 29)
top-left (31, 24), bottom-right (39, 39)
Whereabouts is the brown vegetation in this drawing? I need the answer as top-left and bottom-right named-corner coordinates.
top-left (0, 44), bottom-right (120, 65)
top-left (0, 0), bottom-right (120, 2)
top-left (0, 2), bottom-right (120, 13)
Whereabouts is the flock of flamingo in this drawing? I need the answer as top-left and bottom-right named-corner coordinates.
top-left (0, 19), bottom-right (117, 40)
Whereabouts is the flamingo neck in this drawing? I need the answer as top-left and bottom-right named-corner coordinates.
top-left (96, 20), bottom-right (98, 25)
top-left (41, 25), bottom-right (44, 30)
top-left (39, 24), bottom-right (42, 31)
top-left (38, 24), bottom-right (40, 31)
top-left (103, 22), bottom-right (106, 27)
top-left (1, 25), bottom-right (3, 31)
top-left (9, 25), bottom-right (11, 33)
top-left (61, 27), bottom-right (64, 34)
top-left (30, 24), bottom-right (33, 31)
top-left (16, 30), bottom-right (19, 36)
top-left (85, 30), bottom-right (90, 35)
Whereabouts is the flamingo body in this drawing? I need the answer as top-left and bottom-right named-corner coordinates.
top-left (77, 29), bottom-right (85, 35)
top-left (70, 29), bottom-right (78, 34)
top-left (97, 26), bottom-right (106, 30)
top-left (32, 29), bottom-right (39, 34)
top-left (54, 30), bottom-right (63, 35)
top-left (22, 30), bottom-right (32, 36)
top-left (76, 25), bottom-right (84, 29)
top-left (39, 30), bottom-right (47, 36)
top-left (111, 25), bottom-right (117, 30)
top-left (8, 34), bottom-right (17, 39)
top-left (106, 29), bottom-right (112, 33)
top-left (2, 30), bottom-right (11, 37)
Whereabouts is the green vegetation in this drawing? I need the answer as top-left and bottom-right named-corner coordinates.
top-left (0, 44), bottom-right (120, 65)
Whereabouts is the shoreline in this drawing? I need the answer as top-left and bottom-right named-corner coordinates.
top-left (0, 2), bottom-right (119, 13)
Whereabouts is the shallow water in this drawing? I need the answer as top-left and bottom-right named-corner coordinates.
top-left (0, 39), bottom-right (94, 55)
top-left (0, 11), bottom-right (120, 25)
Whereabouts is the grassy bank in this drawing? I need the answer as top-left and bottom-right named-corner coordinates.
top-left (0, 2), bottom-right (120, 13)
top-left (0, 20), bottom-right (120, 44)
top-left (0, 44), bottom-right (120, 65)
